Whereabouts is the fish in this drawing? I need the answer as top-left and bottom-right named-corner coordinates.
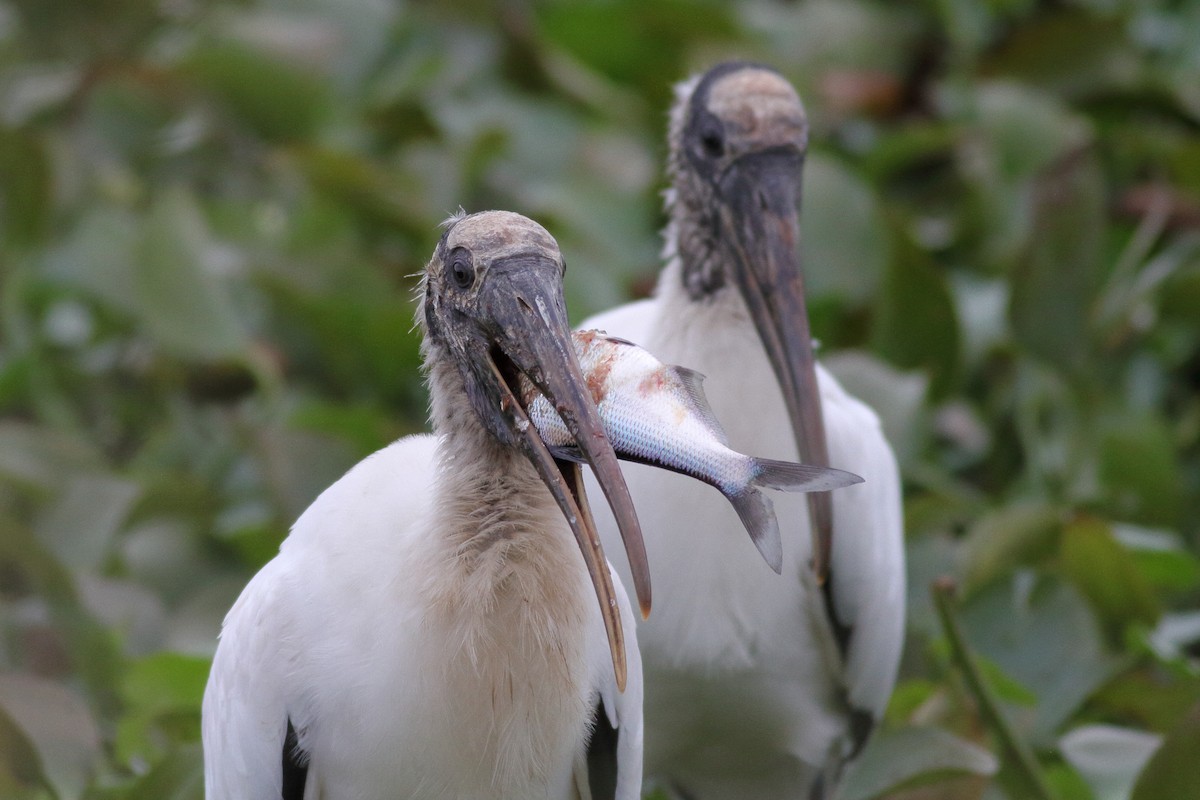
top-left (522, 329), bottom-right (864, 573)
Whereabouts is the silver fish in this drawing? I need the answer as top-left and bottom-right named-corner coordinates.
top-left (523, 330), bottom-right (863, 573)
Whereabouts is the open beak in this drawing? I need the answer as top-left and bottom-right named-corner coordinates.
top-left (480, 257), bottom-right (650, 691)
top-left (715, 148), bottom-right (834, 580)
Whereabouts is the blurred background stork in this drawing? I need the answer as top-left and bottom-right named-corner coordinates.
top-left (581, 62), bottom-right (904, 799)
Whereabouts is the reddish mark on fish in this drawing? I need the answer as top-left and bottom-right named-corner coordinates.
top-left (586, 352), bottom-right (616, 405)
top-left (638, 368), bottom-right (669, 397)
top-left (575, 330), bottom-right (604, 347)
top-left (574, 330), bottom-right (617, 405)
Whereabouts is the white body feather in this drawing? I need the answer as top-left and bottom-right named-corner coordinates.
top-left (204, 374), bottom-right (644, 799)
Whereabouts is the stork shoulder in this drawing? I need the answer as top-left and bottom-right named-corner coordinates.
top-left (578, 298), bottom-right (657, 349)
top-left (814, 362), bottom-right (886, 433)
top-left (281, 434), bottom-right (440, 555)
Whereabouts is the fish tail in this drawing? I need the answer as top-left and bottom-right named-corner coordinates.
top-left (751, 459), bottom-right (865, 493)
top-left (726, 489), bottom-right (783, 574)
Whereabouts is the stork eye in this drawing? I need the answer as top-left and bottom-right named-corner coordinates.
top-left (697, 119), bottom-right (725, 159)
top-left (449, 249), bottom-right (474, 289)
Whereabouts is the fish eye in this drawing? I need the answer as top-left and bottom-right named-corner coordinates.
top-left (448, 248), bottom-right (474, 289)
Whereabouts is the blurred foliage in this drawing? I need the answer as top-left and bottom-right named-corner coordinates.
top-left (1, 0), bottom-right (1199, 797)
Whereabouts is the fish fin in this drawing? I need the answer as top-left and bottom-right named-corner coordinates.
top-left (548, 445), bottom-right (587, 464)
top-left (578, 328), bottom-right (639, 348)
top-left (727, 489), bottom-right (783, 574)
top-left (751, 459), bottom-right (865, 492)
top-left (666, 366), bottom-right (730, 446)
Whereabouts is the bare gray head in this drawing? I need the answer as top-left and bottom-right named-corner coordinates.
top-left (423, 210), bottom-right (563, 445)
top-left (666, 63), bottom-right (835, 578)
top-left (667, 62), bottom-right (808, 299)
top-left (420, 209), bottom-right (651, 686)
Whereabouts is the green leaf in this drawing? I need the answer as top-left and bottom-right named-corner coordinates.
top-left (960, 503), bottom-right (1061, 595)
top-left (78, 575), bottom-right (168, 657)
top-left (0, 701), bottom-right (53, 799)
top-left (135, 188), bottom-right (250, 361)
top-left (294, 146), bottom-right (426, 231)
top-left (119, 743), bottom-right (204, 800)
top-left (1131, 703), bottom-right (1200, 800)
top-left (871, 226), bottom-right (961, 398)
top-left (288, 399), bottom-right (405, 459)
top-left (884, 679), bottom-right (940, 724)
top-left (1092, 670), bottom-right (1200, 734)
top-left (981, 9), bottom-right (1132, 98)
top-left (1009, 149), bottom-right (1105, 375)
top-left (1060, 516), bottom-right (1160, 641)
top-left (971, 83), bottom-right (1093, 184)
top-left (962, 575), bottom-right (1120, 741)
top-left (1044, 759), bottom-right (1098, 800)
top-left (801, 153), bottom-right (889, 306)
top-left (1097, 414), bottom-right (1184, 528)
top-left (122, 653), bottom-right (210, 715)
top-left (1129, 548), bottom-right (1200, 594)
top-left (839, 725), bottom-right (998, 800)
top-left (34, 474), bottom-right (140, 571)
top-left (0, 673), bottom-right (101, 800)
top-left (179, 39), bottom-right (330, 142)
top-left (0, 518), bottom-right (124, 717)
top-left (0, 127), bottom-right (51, 248)
top-left (40, 207), bottom-right (142, 315)
top-left (538, 0), bottom-right (738, 92)
top-left (0, 422), bottom-right (103, 491)
top-left (975, 655), bottom-right (1039, 707)
top-left (932, 579), bottom-right (1053, 800)
top-left (115, 654), bottom-right (209, 767)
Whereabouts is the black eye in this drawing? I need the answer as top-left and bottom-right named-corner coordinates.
top-left (698, 118), bottom-right (725, 159)
top-left (449, 249), bottom-right (474, 289)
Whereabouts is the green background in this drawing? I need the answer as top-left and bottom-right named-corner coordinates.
top-left (2, 0), bottom-right (1199, 797)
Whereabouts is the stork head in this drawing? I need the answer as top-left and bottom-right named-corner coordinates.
top-left (669, 62), bottom-right (834, 578)
top-left (423, 210), bottom-right (649, 690)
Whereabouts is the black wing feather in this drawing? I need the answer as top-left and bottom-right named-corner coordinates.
top-left (586, 698), bottom-right (619, 800)
top-left (282, 718), bottom-right (308, 800)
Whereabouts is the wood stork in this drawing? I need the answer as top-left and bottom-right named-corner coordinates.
top-left (203, 210), bottom-right (651, 799)
top-left (581, 62), bottom-right (906, 798)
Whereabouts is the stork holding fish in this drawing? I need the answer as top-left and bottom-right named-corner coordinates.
top-left (203, 211), bottom-right (651, 799)
top-left (582, 62), bottom-right (906, 798)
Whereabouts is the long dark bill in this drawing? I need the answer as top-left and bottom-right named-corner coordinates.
top-left (483, 259), bottom-right (650, 692)
top-left (716, 148), bottom-right (834, 581)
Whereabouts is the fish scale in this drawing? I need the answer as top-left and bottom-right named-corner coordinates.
top-left (522, 330), bottom-right (863, 573)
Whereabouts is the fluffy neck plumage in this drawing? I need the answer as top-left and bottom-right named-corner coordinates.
top-left (419, 345), bottom-right (590, 647)
top-left (395, 341), bottom-right (593, 795)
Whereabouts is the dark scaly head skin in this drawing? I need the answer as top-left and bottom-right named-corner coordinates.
top-left (423, 210), bottom-right (563, 448)
top-left (666, 64), bottom-right (835, 579)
